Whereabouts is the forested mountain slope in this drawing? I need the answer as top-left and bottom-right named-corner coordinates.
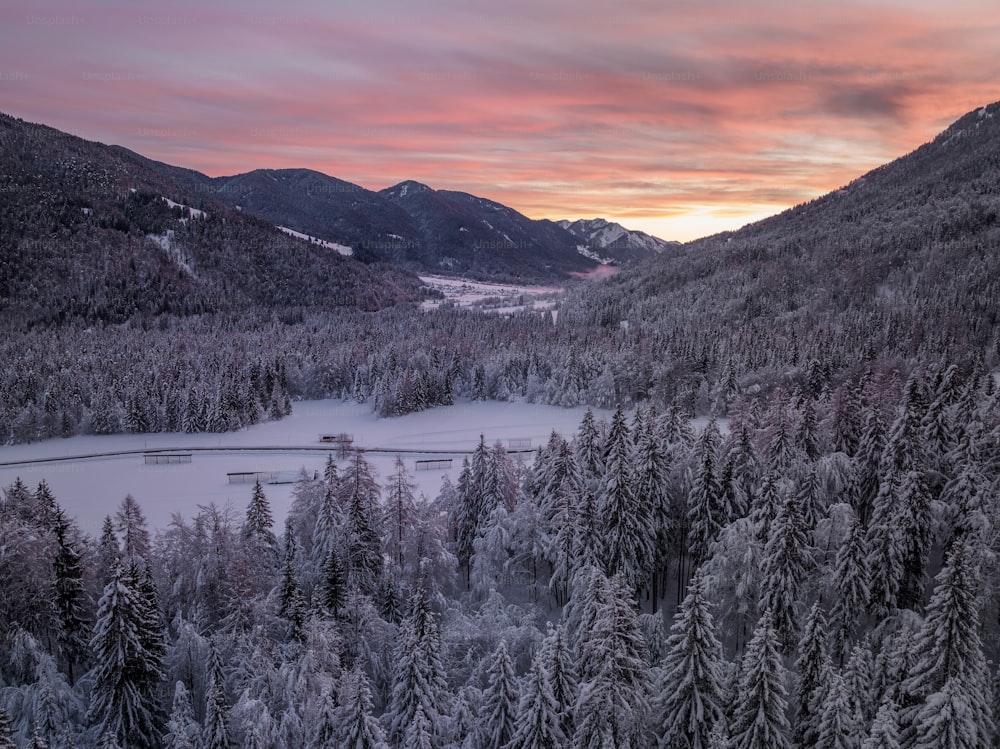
top-left (0, 113), bottom-right (423, 327)
top-left (563, 101), bottom-right (1000, 389)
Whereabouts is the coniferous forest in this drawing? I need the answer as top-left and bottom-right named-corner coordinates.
top-left (2, 367), bottom-right (999, 747)
top-left (1, 103), bottom-right (1000, 747)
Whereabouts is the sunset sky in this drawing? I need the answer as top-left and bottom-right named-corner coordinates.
top-left (2, 0), bottom-right (999, 241)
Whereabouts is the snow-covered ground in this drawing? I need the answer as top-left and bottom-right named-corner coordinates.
top-left (0, 400), bottom-right (610, 536)
top-left (276, 226), bottom-right (354, 256)
top-left (419, 275), bottom-right (563, 314)
top-left (162, 196), bottom-right (207, 220)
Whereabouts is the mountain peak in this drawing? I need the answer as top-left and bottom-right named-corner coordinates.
top-left (559, 217), bottom-right (678, 264)
top-left (380, 180), bottom-right (433, 199)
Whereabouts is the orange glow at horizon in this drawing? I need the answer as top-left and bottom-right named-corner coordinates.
top-left (2, 0), bottom-right (999, 241)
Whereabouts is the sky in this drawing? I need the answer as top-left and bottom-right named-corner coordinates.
top-left (2, 0), bottom-right (999, 241)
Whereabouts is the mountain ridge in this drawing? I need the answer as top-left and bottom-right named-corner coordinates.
top-left (0, 112), bottom-right (424, 326)
top-left (110, 144), bottom-right (675, 281)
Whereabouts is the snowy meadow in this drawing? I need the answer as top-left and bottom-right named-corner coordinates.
top-left (0, 399), bottom-right (610, 535)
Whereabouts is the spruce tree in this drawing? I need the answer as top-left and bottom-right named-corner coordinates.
top-left (51, 506), bottom-right (89, 682)
top-left (863, 700), bottom-right (901, 749)
top-left (896, 468), bottom-right (932, 611)
top-left (572, 572), bottom-right (650, 747)
top-left (508, 654), bottom-right (565, 749)
top-left (598, 407), bottom-right (647, 590)
top-left (318, 546), bottom-right (347, 618)
top-left (480, 640), bottom-right (519, 749)
top-left (632, 417), bottom-right (671, 596)
top-left (203, 642), bottom-right (230, 749)
top-left (343, 451), bottom-right (384, 595)
top-left (654, 569), bottom-right (726, 749)
top-left (795, 603), bottom-right (830, 748)
top-left (865, 475), bottom-right (905, 620)
top-left (758, 493), bottom-right (808, 653)
top-left (687, 420), bottom-right (724, 572)
top-left (311, 483), bottom-right (342, 587)
top-left (383, 456), bottom-right (417, 572)
top-left (386, 586), bottom-right (448, 744)
top-left (574, 407), bottom-right (603, 480)
top-left (243, 481), bottom-right (276, 548)
top-left (728, 611), bottom-right (791, 749)
top-left (815, 670), bottom-right (862, 749)
top-left (277, 531), bottom-right (309, 641)
top-left (87, 566), bottom-right (164, 747)
top-left (830, 514), bottom-right (870, 662)
top-left (164, 681), bottom-right (201, 749)
top-left (900, 541), bottom-right (993, 747)
top-left (403, 705), bottom-right (434, 749)
top-left (338, 669), bottom-right (388, 749)
top-left (541, 622), bottom-right (578, 740)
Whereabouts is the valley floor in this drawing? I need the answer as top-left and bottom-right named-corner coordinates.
top-left (0, 399), bottom-right (611, 535)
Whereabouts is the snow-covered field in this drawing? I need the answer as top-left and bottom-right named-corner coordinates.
top-left (419, 275), bottom-right (563, 314)
top-left (0, 400), bottom-right (609, 536)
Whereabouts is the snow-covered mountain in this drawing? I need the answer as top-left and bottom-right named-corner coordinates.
top-left (558, 217), bottom-right (679, 263)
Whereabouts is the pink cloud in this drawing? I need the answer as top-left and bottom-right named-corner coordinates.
top-left (2, 0), bottom-right (1000, 240)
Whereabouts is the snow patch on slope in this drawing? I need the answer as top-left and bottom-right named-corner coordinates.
top-left (277, 226), bottom-right (353, 256)
top-left (148, 231), bottom-right (196, 277)
top-left (162, 197), bottom-right (207, 220)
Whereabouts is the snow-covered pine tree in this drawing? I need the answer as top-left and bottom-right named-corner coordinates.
top-left (815, 670), bottom-right (862, 749)
top-left (794, 464), bottom-right (824, 532)
top-left (572, 571), bottom-right (650, 747)
top-left (164, 681), bottom-right (201, 749)
top-left (844, 641), bottom-right (875, 728)
top-left (797, 398), bottom-right (821, 460)
top-left (383, 456), bottom-right (418, 573)
top-left (686, 419), bottom-right (724, 573)
top-left (0, 710), bottom-right (14, 749)
top-left (546, 474), bottom-right (583, 606)
top-left (203, 641), bottom-right (231, 749)
top-left (454, 456), bottom-right (477, 585)
top-left (895, 468), bottom-right (932, 612)
top-left (910, 678), bottom-right (979, 749)
top-left (598, 407), bottom-right (648, 591)
top-left (632, 416), bottom-right (671, 598)
top-left (653, 568), bottom-right (726, 749)
top-left (51, 505), bottom-right (89, 682)
top-left (386, 585), bottom-right (449, 744)
top-left (337, 668), bottom-right (388, 749)
top-left (115, 493), bottom-right (151, 561)
top-left (277, 526), bottom-right (309, 641)
top-left (795, 602), bottom-right (832, 749)
top-left (726, 424), bottom-right (760, 521)
top-left (508, 652), bottom-right (565, 749)
top-left (830, 513), bottom-right (870, 662)
top-left (749, 472), bottom-right (782, 545)
top-left (899, 540), bottom-right (993, 747)
top-left (243, 480), bottom-right (276, 547)
top-left (342, 451), bottom-right (384, 595)
top-left (853, 403), bottom-right (885, 526)
top-left (318, 546), bottom-right (347, 618)
top-left (540, 622), bottom-right (578, 741)
top-left (862, 700), bottom-right (901, 749)
top-left (727, 610), bottom-right (791, 749)
top-left (758, 492), bottom-right (808, 653)
top-left (403, 704), bottom-right (434, 749)
top-left (865, 473), bottom-right (905, 620)
top-left (766, 418), bottom-right (797, 475)
top-left (479, 639), bottom-right (519, 749)
top-left (574, 407), bottom-right (603, 481)
top-left (87, 565), bottom-right (164, 747)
